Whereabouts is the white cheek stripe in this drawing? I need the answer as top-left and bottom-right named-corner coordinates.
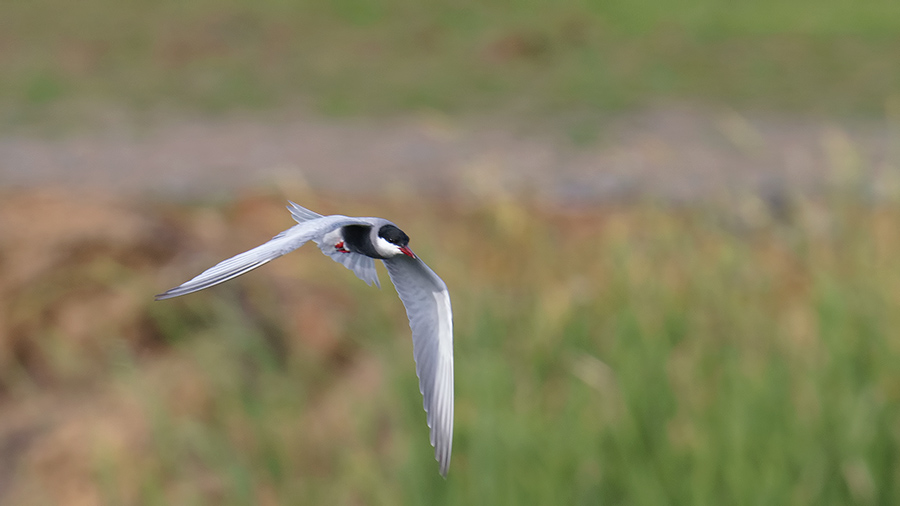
top-left (374, 235), bottom-right (402, 257)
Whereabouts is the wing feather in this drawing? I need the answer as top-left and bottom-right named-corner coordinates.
top-left (287, 201), bottom-right (323, 223)
top-left (384, 255), bottom-right (454, 477)
top-left (156, 215), bottom-right (363, 299)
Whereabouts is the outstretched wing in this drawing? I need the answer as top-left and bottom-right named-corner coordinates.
top-left (383, 255), bottom-right (454, 477)
top-left (156, 214), bottom-right (360, 300)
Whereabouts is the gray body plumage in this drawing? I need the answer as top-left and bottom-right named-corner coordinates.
top-left (156, 201), bottom-right (454, 476)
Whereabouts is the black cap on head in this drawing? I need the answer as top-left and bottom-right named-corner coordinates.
top-left (378, 224), bottom-right (409, 246)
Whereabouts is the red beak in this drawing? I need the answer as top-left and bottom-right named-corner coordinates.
top-left (400, 246), bottom-right (416, 258)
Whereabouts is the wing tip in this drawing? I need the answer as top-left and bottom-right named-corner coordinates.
top-left (286, 201), bottom-right (322, 223)
top-left (435, 440), bottom-right (451, 477)
top-left (155, 289), bottom-right (179, 300)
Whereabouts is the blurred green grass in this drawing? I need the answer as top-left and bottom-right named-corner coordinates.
top-left (3, 0), bottom-right (900, 125)
top-left (42, 194), bottom-right (891, 505)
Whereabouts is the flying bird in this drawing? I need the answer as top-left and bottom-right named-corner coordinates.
top-left (156, 201), bottom-right (454, 476)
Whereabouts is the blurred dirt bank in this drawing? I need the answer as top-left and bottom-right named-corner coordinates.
top-left (2, 106), bottom-right (898, 202)
top-left (0, 189), bottom-right (401, 505)
top-left (0, 190), bottom-right (177, 505)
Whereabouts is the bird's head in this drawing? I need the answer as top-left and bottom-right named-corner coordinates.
top-left (376, 224), bottom-right (416, 258)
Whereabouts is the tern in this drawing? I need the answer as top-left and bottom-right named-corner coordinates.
top-left (156, 201), bottom-right (454, 476)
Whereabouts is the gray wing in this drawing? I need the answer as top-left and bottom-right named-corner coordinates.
top-left (287, 200), bottom-right (323, 223)
top-left (156, 214), bottom-right (362, 300)
top-left (383, 255), bottom-right (454, 477)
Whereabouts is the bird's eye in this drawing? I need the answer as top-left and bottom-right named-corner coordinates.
top-left (379, 224), bottom-right (409, 246)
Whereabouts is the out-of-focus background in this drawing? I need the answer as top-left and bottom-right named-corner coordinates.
top-left (2, 1), bottom-right (900, 504)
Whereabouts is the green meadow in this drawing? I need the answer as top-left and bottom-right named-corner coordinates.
top-left (4, 191), bottom-right (898, 504)
top-left (2, 0), bottom-right (900, 123)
